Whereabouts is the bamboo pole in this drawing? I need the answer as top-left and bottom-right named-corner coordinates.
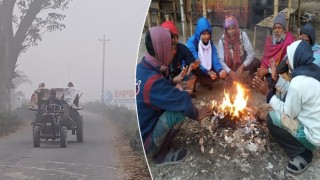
top-left (274, 0), bottom-right (279, 16)
top-left (298, 0), bottom-right (301, 27)
top-left (287, 0), bottom-right (292, 30)
top-left (253, 26), bottom-right (257, 49)
top-left (147, 12), bottom-right (152, 29)
top-left (202, 0), bottom-right (207, 18)
top-left (189, 14), bottom-right (193, 36)
top-left (179, 0), bottom-right (187, 42)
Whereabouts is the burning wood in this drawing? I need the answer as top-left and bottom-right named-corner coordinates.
top-left (210, 82), bottom-right (253, 129)
top-left (189, 82), bottom-right (271, 156)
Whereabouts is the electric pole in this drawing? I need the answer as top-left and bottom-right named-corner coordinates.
top-left (67, 62), bottom-right (71, 82)
top-left (98, 35), bottom-right (110, 103)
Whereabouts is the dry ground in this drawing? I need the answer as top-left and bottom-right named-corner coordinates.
top-left (147, 80), bottom-right (320, 180)
top-left (111, 121), bottom-right (151, 180)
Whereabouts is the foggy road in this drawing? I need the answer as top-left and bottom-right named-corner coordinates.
top-left (0, 111), bottom-right (118, 180)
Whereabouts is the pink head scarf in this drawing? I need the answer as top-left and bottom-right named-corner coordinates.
top-left (223, 15), bottom-right (241, 70)
top-left (144, 27), bottom-right (173, 75)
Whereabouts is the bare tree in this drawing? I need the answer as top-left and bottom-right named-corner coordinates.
top-left (0, 0), bottom-right (72, 112)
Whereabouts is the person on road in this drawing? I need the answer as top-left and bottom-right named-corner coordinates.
top-left (29, 83), bottom-right (46, 110)
top-left (45, 89), bottom-right (62, 112)
top-left (61, 82), bottom-right (78, 121)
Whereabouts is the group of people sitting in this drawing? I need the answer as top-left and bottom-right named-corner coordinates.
top-left (136, 12), bottom-right (320, 175)
top-left (29, 82), bottom-right (79, 122)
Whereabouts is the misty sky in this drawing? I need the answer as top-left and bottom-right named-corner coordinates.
top-left (16, 0), bottom-right (150, 102)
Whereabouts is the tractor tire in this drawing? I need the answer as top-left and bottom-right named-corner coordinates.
top-left (60, 126), bottom-right (67, 148)
top-left (33, 125), bottom-right (41, 148)
top-left (76, 116), bottom-right (83, 142)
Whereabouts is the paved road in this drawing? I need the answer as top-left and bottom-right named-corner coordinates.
top-left (0, 111), bottom-right (118, 180)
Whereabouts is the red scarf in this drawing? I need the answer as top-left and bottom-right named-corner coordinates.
top-left (260, 32), bottom-right (295, 68)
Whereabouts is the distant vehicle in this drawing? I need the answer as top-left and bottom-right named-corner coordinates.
top-left (29, 88), bottom-right (83, 148)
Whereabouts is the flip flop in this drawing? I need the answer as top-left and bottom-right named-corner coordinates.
top-left (155, 147), bottom-right (189, 167)
top-left (286, 155), bottom-right (312, 174)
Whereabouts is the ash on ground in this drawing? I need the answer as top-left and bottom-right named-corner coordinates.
top-left (147, 84), bottom-right (320, 180)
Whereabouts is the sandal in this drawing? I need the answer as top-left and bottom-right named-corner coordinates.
top-left (286, 155), bottom-right (312, 174)
top-left (155, 147), bottom-right (189, 167)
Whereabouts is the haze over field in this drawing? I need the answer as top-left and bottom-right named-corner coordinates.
top-left (16, 0), bottom-right (150, 103)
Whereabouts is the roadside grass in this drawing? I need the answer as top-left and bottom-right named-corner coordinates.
top-left (84, 101), bottom-right (139, 140)
top-left (0, 104), bottom-right (33, 136)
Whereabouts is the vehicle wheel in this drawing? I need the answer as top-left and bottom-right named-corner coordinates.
top-left (76, 116), bottom-right (83, 142)
top-left (33, 125), bottom-right (41, 148)
top-left (60, 126), bottom-right (67, 148)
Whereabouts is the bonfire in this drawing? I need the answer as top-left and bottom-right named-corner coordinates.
top-left (197, 82), bottom-right (268, 154)
top-left (210, 82), bottom-right (255, 129)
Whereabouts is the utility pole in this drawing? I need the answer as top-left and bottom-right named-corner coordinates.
top-left (67, 62), bottom-right (70, 82)
top-left (98, 35), bottom-right (110, 103)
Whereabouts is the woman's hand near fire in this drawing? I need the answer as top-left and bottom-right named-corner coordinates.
top-left (252, 76), bottom-right (270, 95)
top-left (256, 67), bottom-right (268, 78)
top-left (196, 107), bottom-right (212, 121)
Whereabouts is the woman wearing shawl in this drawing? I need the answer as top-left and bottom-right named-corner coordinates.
top-left (136, 27), bottom-right (211, 166)
top-left (218, 15), bottom-right (260, 83)
top-left (253, 40), bottom-right (320, 175)
top-left (186, 17), bottom-right (227, 89)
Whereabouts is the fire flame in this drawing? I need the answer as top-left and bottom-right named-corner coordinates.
top-left (213, 83), bottom-right (248, 117)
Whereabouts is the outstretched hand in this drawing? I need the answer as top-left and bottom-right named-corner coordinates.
top-left (187, 60), bottom-right (200, 76)
top-left (196, 107), bottom-right (212, 121)
top-left (236, 64), bottom-right (245, 76)
top-left (256, 67), bottom-right (268, 79)
top-left (270, 58), bottom-right (278, 81)
top-left (229, 70), bottom-right (237, 81)
top-left (252, 76), bottom-right (270, 95)
top-left (173, 67), bottom-right (187, 83)
top-left (208, 71), bottom-right (217, 80)
top-left (219, 70), bottom-right (227, 79)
